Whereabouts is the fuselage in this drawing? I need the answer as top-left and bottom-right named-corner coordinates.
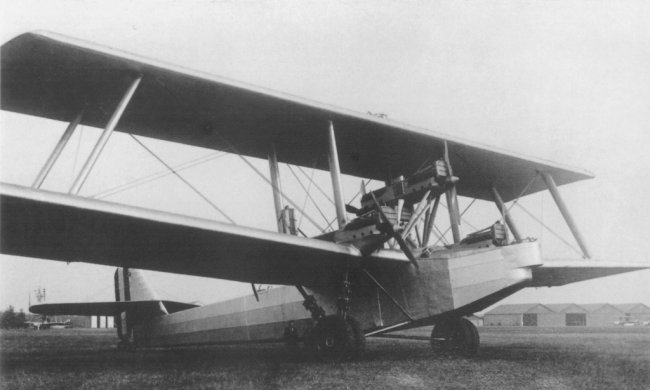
top-left (134, 240), bottom-right (541, 348)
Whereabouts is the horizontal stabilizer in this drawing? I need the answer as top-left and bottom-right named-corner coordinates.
top-left (30, 300), bottom-right (198, 316)
top-left (528, 260), bottom-right (649, 287)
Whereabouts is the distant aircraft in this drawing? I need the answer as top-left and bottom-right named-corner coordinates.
top-left (24, 319), bottom-right (71, 330)
top-left (1, 32), bottom-right (647, 361)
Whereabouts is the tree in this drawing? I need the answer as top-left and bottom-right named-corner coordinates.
top-left (1, 305), bottom-right (16, 329)
top-left (16, 309), bottom-right (27, 326)
top-left (1, 306), bottom-right (27, 329)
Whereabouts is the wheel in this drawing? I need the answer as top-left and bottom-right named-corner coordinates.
top-left (311, 315), bottom-right (365, 362)
top-left (430, 318), bottom-right (479, 357)
top-left (346, 316), bottom-right (366, 360)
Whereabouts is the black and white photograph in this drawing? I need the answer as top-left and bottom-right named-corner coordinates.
top-left (1, 1), bottom-right (649, 388)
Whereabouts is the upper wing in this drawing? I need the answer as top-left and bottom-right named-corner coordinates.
top-left (1, 31), bottom-right (592, 202)
top-left (0, 183), bottom-right (392, 286)
top-left (528, 260), bottom-right (648, 287)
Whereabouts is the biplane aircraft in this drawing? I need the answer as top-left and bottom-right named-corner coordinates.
top-left (1, 32), bottom-right (647, 361)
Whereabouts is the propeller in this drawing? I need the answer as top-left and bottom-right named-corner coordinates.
top-left (401, 190), bottom-right (431, 239)
top-left (396, 199), bottom-right (404, 227)
top-left (345, 204), bottom-right (362, 215)
top-left (369, 192), bottom-right (419, 270)
top-left (444, 140), bottom-right (454, 178)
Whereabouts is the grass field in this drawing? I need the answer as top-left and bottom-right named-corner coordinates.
top-left (1, 326), bottom-right (649, 389)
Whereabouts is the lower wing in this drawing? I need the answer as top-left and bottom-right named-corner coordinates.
top-left (0, 183), bottom-right (392, 287)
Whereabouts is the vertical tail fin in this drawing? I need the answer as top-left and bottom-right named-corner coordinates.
top-left (114, 268), bottom-right (167, 342)
top-left (114, 268), bottom-right (161, 302)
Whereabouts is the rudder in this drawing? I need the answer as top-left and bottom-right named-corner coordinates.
top-left (114, 268), bottom-right (162, 342)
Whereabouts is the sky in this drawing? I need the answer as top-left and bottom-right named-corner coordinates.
top-left (1, 0), bottom-right (649, 312)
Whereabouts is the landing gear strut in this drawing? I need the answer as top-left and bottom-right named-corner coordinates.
top-left (308, 315), bottom-right (365, 362)
top-left (430, 318), bottom-right (479, 357)
top-left (296, 281), bottom-right (366, 362)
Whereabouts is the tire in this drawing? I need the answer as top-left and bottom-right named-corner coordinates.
top-left (311, 315), bottom-right (365, 362)
top-left (346, 316), bottom-right (366, 360)
top-left (430, 318), bottom-right (479, 357)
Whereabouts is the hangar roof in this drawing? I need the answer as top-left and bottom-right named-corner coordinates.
top-left (544, 303), bottom-right (587, 313)
top-left (484, 303), bottom-right (554, 315)
top-left (486, 302), bottom-right (650, 315)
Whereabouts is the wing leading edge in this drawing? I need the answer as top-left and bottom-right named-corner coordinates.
top-left (1, 31), bottom-right (593, 202)
top-left (0, 183), bottom-right (376, 286)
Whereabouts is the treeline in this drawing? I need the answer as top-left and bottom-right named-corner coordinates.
top-left (1, 306), bottom-right (27, 329)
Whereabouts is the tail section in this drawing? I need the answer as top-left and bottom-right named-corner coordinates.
top-left (114, 268), bottom-right (162, 302)
top-left (29, 268), bottom-right (198, 347)
top-left (114, 267), bottom-right (167, 342)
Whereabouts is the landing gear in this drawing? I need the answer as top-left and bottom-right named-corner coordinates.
top-left (430, 318), bottom-right (479, 357)
top-left (296, 278), bottom-right (366, 362)
top-left (308, 315), bottom-right (365, 362)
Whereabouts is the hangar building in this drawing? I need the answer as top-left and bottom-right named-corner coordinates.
top-left (580, 304), bottom-right (624, 327)
top-left (483, 303), bottom-right (554, 326)
top-left (483, 303), bottom-right (650, 327)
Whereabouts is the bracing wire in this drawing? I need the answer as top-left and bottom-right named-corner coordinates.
top-left (515, 201), bottom-right (584, 258)
top-left (287, 164), bottom-right (331, 228)
top-left (296, 166), bottom-right (317, 230)
top-left (437, 198), bottom-right (480, 231)
top-left (322, 179), bottom-right (372, 232)
top-left (431, 198), bottom-right (477, 246)
top-left (130, 134), bottom-right (236, 224)
top-left (153, 76), bottom-right (327, 233)
top-left (506, 173), bottom-right (539, 214)
top-left (91, 151), bottom-right (227, 199)
top-left (297, 165), bottom-right (335, 205)
top-left (232, 151), bottom-right (326, 232)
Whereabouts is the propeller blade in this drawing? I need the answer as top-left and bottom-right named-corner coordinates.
top-left (370, 192), bottom-right (389, 224)
top-left (444, 140), bottom-right (454, 177)
top-left (394, 233), bottom-right (420, 270)
top-left (345, 204), bottom-right (361, 214)
top-left (422, 195), bottom-right (441, 247)
top-left (396, 199), bottom-right (404, 226)
top-left (444, 140), bottom-right (461, 240)
top-left (370, 191), bottom-right (419, 270)
top-left (402, 190), bottom-right (431, 238)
